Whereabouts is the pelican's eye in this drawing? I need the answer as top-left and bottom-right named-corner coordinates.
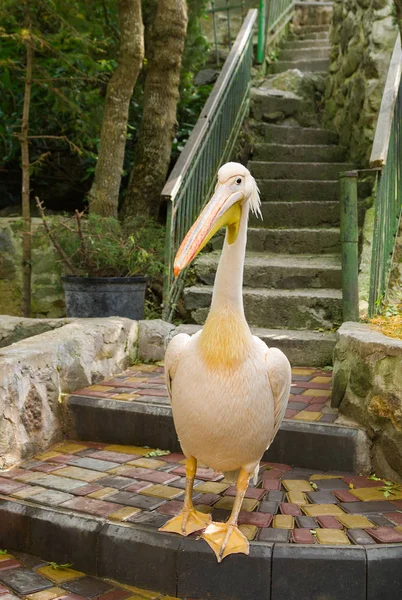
top-left (236, 177), bottom-right (242, 185)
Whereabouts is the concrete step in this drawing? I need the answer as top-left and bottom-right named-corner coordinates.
top-left (294, 24), bottom-right (331, 33)
top-left (280, 46), bottom-right (331, 60)
top-left (249, 161), bottom-right (354, 180)
top-left (251, 124), bottom-right (338, 145)
top-left (211, 227), bottom-right (341, 254)
top-left (289, 31), bottom-right (330, 40)
top-left (195, 252), bottom-right (342, 289)
top-left (253, 143), bottom-right (347, 163)
top-left (271, 58), bottom-right (330, 73)
top-left (282, 38), bottom-right (332, 49)
top-left (256, 178), bottom-right (371, 202)
top-left (250, 200), bottom-right (340, 227)
top-left (184, 286), bottom-right (343, 329)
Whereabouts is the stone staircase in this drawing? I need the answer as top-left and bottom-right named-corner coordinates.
top-left (182, 20), bottom-right (356, 367)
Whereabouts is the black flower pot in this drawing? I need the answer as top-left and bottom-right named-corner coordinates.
top-left (62, 276), bottom-right (147, 319)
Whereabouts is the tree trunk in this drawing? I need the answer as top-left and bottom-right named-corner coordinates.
top-left (121, 0), bottom-right (188, 221)
top-left (88, 0), bottom-right (144, 218)
top-left (21, 7), bottom-right (34, 318)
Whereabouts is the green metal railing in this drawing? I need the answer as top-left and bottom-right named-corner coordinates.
top-left (339, 34), bottom-right (402, 320)
top-left (257, 0), bottom-right (295, 63)
top-left (162, 9), bottom-right (258, 321)
top-left (204, 1), bottom-right (246, 65)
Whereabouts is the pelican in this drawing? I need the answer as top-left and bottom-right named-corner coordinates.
top-left (160, 162), bottom-right (291, 562)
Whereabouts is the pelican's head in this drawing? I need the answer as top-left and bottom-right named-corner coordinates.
top-left (174, 162), bottom-right (260, 277)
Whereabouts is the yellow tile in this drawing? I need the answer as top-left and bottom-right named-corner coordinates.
top-left (14, 472), bottom-right (44, 483)
top-left (0, 554), bottom-right (14, 561)
top-left (140, 485), bottom-right (183, 500)
top-left (310, 475), bottom-right (342, 480)
top-left (105, 445), bottom-right (150, 456)
top-left (282, 480), bottom-right (313, 493)
top-left (196, 504), bottom-right (213, 514)
top-left (239, 524), bottom-right (258, 540)
top-left (286, 491), bottom-right (307, 505)
top-left (214, 497), bottom-right (258, 512)
top-left (87, 487), bottom-right (118, 499)
top-left (160, 597), bottom-right (180, 600)
top-left (108, 506), bottom-right (142, 521)
top-left (11, 486), bottom-right (44, 500)
top-left (303, 389), bottom-right (331, 397)
top-left (293, 411), bottom-right (323, 422)
top-left (107, 466), bottom-right (132, 476)
top-left (88, 385), bottom-right (115, 392)
top-left (36, 565), bottom-right (85, 583)
top-left (116, 583), bottom-right (161, 598)
top-left (273, 515), bottom-right (294, 529)
top-left (350, 487), bottom-right (402, 502)
top-left (337, 514), bottom-right (374, 529)
top-left (311, 376), bottom-right (332, 384)
top-left (35, 451), bottom-right (62, 461)
top-left (302, 504), bottom-right (345, 517)
top-left (110, 393), bottom-right (140, 401)
top-left (54, 466), bottom-right (107, 482)
top-left (291, 368), bottom-right (316, 375)
top-left (125, 377), bottom-right (148, 383)
top-left (127, 458), bottom-right (167, 470)
top-left (26, 587), bottom-right (65, 600)
top-left (195, 482), bottom-right (230, 494)
top-left (51, 443), bottom-right (88, 454)
top-left (134, 364), bottom-right (158, 372)
top-left (396, 526), bottom-right (402, 532)
top-left (315, 529), bottom-right (350, 545)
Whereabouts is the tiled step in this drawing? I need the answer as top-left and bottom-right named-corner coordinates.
top-left (251, 124), bottom-right (338, 145)
top-left (253, 143), bottom-right (347, 163)
top-left (270, 58), bottom-right (330, 73)
top-left (249, 161), bottom-right (354, 180)
top-left (194, 252), bottom-right (342, 289)
top-left (184, 286), bottom-right (343, 330)
top-left (279, 46), bottom-right (331, 60)
top-left (250, 201), bottom-right (341, 227)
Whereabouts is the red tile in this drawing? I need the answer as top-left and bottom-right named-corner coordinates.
top-left (264, 462), bottom-right (292, 472)
top-left (172, 466), bottom-right (222, 482)
top-left (366, 527), bottom-right (402, 543)
top-left (0, 468), bottom-right (27, 479)
top-left (44, 454), bottom-right (77, 464)
top-left (238, 511), bottom-right (272, 527)
top-left (342, 476), bottom-right (384, 488)
top-left (121, 467), bottom-right (180, 484)
top-left (391, 500), bottom-right (402, 510)
top-left (280, 502), bottom-right (301, 516)
top-left (294, 381), bottom-right (332, 389)
top-left (292, 529), bottom-right (315, 544)
top-left (194, 493), bottom-right (220, 506)
top-left (304, 404), bottom-right (326, 412)
top-left (57, 595), bottom-right (87, 600)
top-left (261, 479), bottom-right (281, 491)
top-left (73, 390), bottom-right (114, 398)
top-left (160, 453), bottom-right (186, 464)
top-left (96, 590), bottom-right (131, 600)
top-left (136, 389), bottom-right (169, 397)
top-left (291, 395), bottom-right (317, 403)
top-left (0, 585), bottom-right (10, 594)
top-left (0, 560), bottom-right (23, 571)
top-left (78, 441), bottom-right (106, 449)
top-left (262, 469), bottom-right (284, 481)
top-left (224, 486), bottom-right (266, 500)
top-left (306, 397), bottom-right (328, 405)
top-left (60, 497), bottom-right (122, 517)
top-left (285, 409), bottom-right (297, 418)
top-left (123, 481), bottom-right (153, 493)
top-left (316, 516), bottom-right (342, 529)
top-left (86, 451), bottom-right (134, 464)
top-left (157, 500), bottom-right (184, 516)
top-left (333, 489), bottom-right (360, 503)
top-left (31, 463), bottom-right (63, 473)
top-left (0, 477), bottom-right (26, 495)
top-left (385, 512), bottom-right (402, 526)
top-left (70, 483), bottom-right (104, 496)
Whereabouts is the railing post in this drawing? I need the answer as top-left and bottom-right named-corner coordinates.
top-left (340, 171), bottom-right (359, 322)
top-left (257, 0), bottom-right (266, 63)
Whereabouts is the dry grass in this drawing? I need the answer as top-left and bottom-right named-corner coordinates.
top-left (370, 310), bottom-right (402, 340)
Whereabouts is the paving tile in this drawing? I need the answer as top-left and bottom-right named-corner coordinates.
top-left (157, 500), bottom-right (184, 516)
top-left (332, 489), bottom-right (360, 503)
top-left (282, 480), bottom-right (313, 493)
top-left (0, 569), bottom-right (53, 595)
top-left (264, 462), bottom-right (292, 472)
top-left (223, 486), bottom-right (265, 500)
top-left (51, 443), bottom-right (89, 454)
top-left (0, 592), bottom-right (24, 599)
top-left (0, 585), bottom-right (10, 593)
top-left (70, 483), bottom-right (104, 497)
top-left (310, 474), bottom-right (344, 481)
top-left (67, 458), bottom-right (120, 472)
top-left (196, 482), bottom-right (230, 495)
top-left (31, 464), bottom-right (64, 474)
top-left (311, 376), bottom-right (332, 384)
top-left (114, 467), bottom-right (180, 485)
top-left (86, 451), bottom-right (137, 464)
top-left (346, 528), bottom-right (377, 545)
top-left (104, 445), bottom-right (148, 456)
top-left (108, 506), bottom-right (142, 521)
top-left (292, 529), bottom-right (315, 544)
top-left (31, 489), bottom-right (75, 507)
top-left (60, 497), bottom-right (122, 517)
top-left (385, 512), bottom-right (402, 526)
top-left (273, 515), bottom-right (294, 529)
top-left (213, 497), bottom-right (258, 512)
top-left (96, 476), bottom-right (138, 490)
top-left (62, 577), bottom-right (112, 598)
top-left (306, 491), bottom-right (337, 504)
top-left (280, 502), bottom-right (301, 516)
top-left (302, 504), bottom-right (346, 517)
top-left (42, 454), bottom-right (77, 465)
top-left (315, 529), bottom-right (350, 545)
top-left (126, 458), bottom-right (167, 470)
top-left (237, 511), bottom-right (272, 528)
top-left (261, 479), bottom-right (281, 491)
top-left (293, 411), bottom-right (323, 422)
top-left (258, 500), bottom-right (279, 514)
top-left (0, 478), bottom-right (26, 495)
top-left (285, 409), bottom-right (297, 418)
top-left (343, 475), bottom-right (385, 487)
top-left (123, 481), bottom-right (153, 493)
top-left (295, 516), bottom-right (316, 529)
top-left (314, 478), bottom-right (349, 491)
top-left (319, 414), bottom-right (337, 423)
top-left (0, 555), bottom-right (14, 563)
top-left (287, 402), bottom-right (308, 411)
top-left (0, 561), bottom-right (23, 572)
top-left (31, 475), bottom-right (88, 493)
top-left (95, 590), bottom-right (131, 600)
top-left (11, 486), bottom-right (44, 500)
top-left (267, 490), bottom-right (285, 503)
top-left (352, 487), bottom-right (402, 502)
top-left (87, 488), bottom-right (119, 499)
top-left (316, 516), bottom-right (342, 529)
top-left (286, 491), bottom-right (307, 505)
top-left (193, 493), bottom-right (220, 506)
top-left (239, 524), bottom-right (258, 541)
top-left (340, 501), bottom-right (394, 514)
top-left (105, 492), bottom-right (166, 510)
top-left (258, 528), bottom-right (289, 542)
top-left (10, 553), bottom-right (44, 569)
top-left (366, 527), bottom-right (402, 543)
top-left (339, 514), bottom-right (375, 529)
top-left (0, 468), bottom-right (28, 479)
top-left (52, 467), bottom-right (107, 483)
top-left (140, 485), bottom-right (183, 500)
top-left (290, 387), bottom-right (306, 395)
top-left (171, 466), bottom-right (222, 482)
top-left (391, 500), bottom-right (402, 510)
top-left (127, 511), bottom-right (170, 528)
top-left (36, 567), bottom-right (85, 584)
top-left (368, 514), bottom-right (393, 527)
top-left (303, 389), bottom-right (331, 397)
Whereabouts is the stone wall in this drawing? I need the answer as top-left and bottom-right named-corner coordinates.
top-left (0, 218), bottom-right (65, 318)
top-left (324, 0), bottom-right (398, 164)
top-left (0, 317), bottom-right (138, 469)
top-left (332, 322), bottom-right (402, 481)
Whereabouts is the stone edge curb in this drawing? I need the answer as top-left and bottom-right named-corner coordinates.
top-left (67, 395), bottom-right (359, 472)
top-left (1, 498), bottom-right (402, 600)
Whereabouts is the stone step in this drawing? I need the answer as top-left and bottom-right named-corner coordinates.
top-left (256, 178), bottom-right (371, 202)
top-left (194, 252), bottom-right (342, 289)
top-left (282, 38), bottom-right (332, 49)
top-left (249, 161), bottom-right (354, 180)
top-left (211, 227), bottom-right (341, 254)
top-left (250, 87), bottom-right (303, 121)
top-left (250, 200), bottom-right (340, 228)
top-left (294, 24), bottom-right (331, 33)
top-left (184, 286), bottom-right (343, 329)
top-left (280, 46), bottom-right (331, 60)
top-left (253, 143), bottom-right (347, 163)
top-left (289, 31), bottom-right (330, 40)
top-left (271, 58), bottom-right (330, 73)
top-left (251, 124), bottom-right (338, 145)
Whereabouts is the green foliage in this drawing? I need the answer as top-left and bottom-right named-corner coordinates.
top-left (49, 562), bottom-right (73, 571)
top-left (37, 212), bottom-right (165, 278)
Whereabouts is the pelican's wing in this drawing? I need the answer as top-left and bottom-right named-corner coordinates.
top-left (265, 347), bottom-right (292, 443)
top-left (164, 332), bottom-right (191, 404)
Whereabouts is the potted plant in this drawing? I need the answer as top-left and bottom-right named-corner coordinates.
top-left (35, 199), bottom-right (165, 319)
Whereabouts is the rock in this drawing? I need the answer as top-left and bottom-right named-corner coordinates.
top-left (194, 68), bottom-right (218, 86)
top-left (138, 319), bottom-right (175, 362)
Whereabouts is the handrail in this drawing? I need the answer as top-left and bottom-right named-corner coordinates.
top-left (257, 0), bottom-right (296, 63)
top-left (162, 9), bottom-right (258, 321)
top-left (370, 34), bottom-right (402, 168)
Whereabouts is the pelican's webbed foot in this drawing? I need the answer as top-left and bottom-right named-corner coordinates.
top-left (202, 521), bottom-right (249, 562)
top-left (159, 507), bottom-right (211, 536)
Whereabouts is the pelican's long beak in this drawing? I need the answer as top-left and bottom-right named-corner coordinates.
top-left (174, 184), bottom-right (243, 277)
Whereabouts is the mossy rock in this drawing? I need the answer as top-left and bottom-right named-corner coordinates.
top-left (349, 356), bottom-right (372, 397)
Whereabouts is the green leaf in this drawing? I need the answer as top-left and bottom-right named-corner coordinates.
top-left (0, 549), bottom-right (8, 555)
top-left (144, 449), bottom-right (170, 458)
top-left (49, 562), bottom-right (72, 570)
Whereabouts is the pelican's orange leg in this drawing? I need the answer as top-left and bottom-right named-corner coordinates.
top-left (159, 456), bottom-right (211, 536)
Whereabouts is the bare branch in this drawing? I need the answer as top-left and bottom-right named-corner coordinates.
top-left (75, 209), bottom-right (96, 277)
